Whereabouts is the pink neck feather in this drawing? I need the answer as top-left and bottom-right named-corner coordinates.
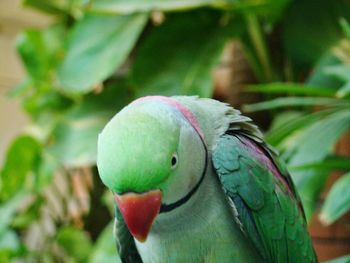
top-left (131, 96), bottom-right (204, 140)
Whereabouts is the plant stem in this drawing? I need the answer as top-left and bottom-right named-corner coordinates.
top-left (245, 13), bottom-right (273, 82)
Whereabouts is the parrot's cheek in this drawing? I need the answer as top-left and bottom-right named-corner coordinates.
top-left (115, 190), bottom-right (162, 242)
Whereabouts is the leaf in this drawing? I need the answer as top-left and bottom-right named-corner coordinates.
top-left (326, 254), bottom-right (350, 263)
top-left (266, 108), bottom-right (337, 146)
top-left (292, 169), bottom-right (329, 222)
top-left (58, 14), bottom-right (147, 93)
top-left (336, 82), bottom-right (350, 98)
top-left (325, 64), bottom-right (350, 82)
top-left (0, 230), bottom-right (21, 251)
top-left (89, 222), bottom-right (121, 263)
top-left (33, 154), bottom-right (58, 191)
top-left (286, 109), bottom-right (350, 166)
top-left (89, 0), bottom-right (234, 14)
top-left (320, 172), bottom-right (350, 225)
top-left (307, 51), bottom-right (344, 89)
top-left (16, 24), bottom-right (66, 83)
top-left (56, 226), bottom-right (92, 262)
top-left (23, 0), bottom-right (69, 14)
top-left (246, 83), bottom-right (336, 97)
top-left (0, 193), bottom-right (26, 235)
top-left (0, 136), bottom-right (41, 201)
top-left (16, 30), bottom-right (50, 82)
top-left (283, 109), bottom-right (350, 219)
top-left (131, 11), bottom-right (232, 98)
top-left (0, 230), bottom-right (21, 262)
top-left (282, 0), bottom-right (350, 69)
top-left (23, 0), bottom-right (84, 16)
top-left (290, 155), bottom-right (350, 172)
top-left (47, 82), bottom-right (132, 167)
top-left (340, 18), bottom-right (350, 39)
top-left (23, 89), bottom-right (73, 119)
top-left (243, 97), bottom-right (344, 112)
top-left (323, 64), bottom-right (350, 98)
top-left (8, 79), bottom-right (32, 98)
top-left (89, 0), bottom-right (289, 21)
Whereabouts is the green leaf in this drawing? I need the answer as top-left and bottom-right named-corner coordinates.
top-left (47, 82), bottom-right (132, 167)
top-left (320, 172), bottom-right (350, 225)
top-left (290, 155), bottom-right (350, 172)
top-left (325, 64), bottom-right (350, 82)
top-left (56, 226), bottom-right (92, 262)
top-left (266, 108), bottom-right (337, 146)
top-left (0, 229), bottom-right (21, 263)
top-left (33, 154), bottom-right (58, 191)
top-left (23, 0), bottom-right (69, 14)
top-left (23, 0), bottom-right (85, 16)
top-left (0, 136), bottom-right (41, 200)
top-left (243, 97), bottom-right (344, 112)
top-left (8, 79), bottom-right (32, 98)
top-left (16, 30), bottom-right (51, 82)
top-left (58, 14), bottom-right (147, 93)
top-left (323, 64), bottom-right (350, 98)
top-left (268, 111), bottom-right (303, 131)
top-left (23, 89), bottom-right (73, 119)
top-left (283, 109), bottom-right (350, 219)
top-left (0, 230), bottom-right (21, 251)
top-left (89, 222), bottom-right (121, 263)
top-left (131, 11), bottom-right (231, 97)
top-left (326, 254), bottom-right (350, 263)
top-left (282, 0), bottom-right (350, 69)
top-left (286, 109), bottom-right (350, 166)
top-left (307, 51), bottom-right (344, 89)
top-left (16, 24), bottom-right (66, 83)
top-left (336, 82), bottom-right (350, 98)
top-left (11, 197), bottom-right (43, 229)
top-left (292, 169), bottom-right (329, 222)
top-left (0, 193), bottom-right (26, 235)
top-left (246, 83), bottom-right (336, 97)
top-left (340, 18), bottom-right (350, 39)
top-left (89, 0), bottom-right (235, 14)
top-left (89, 0), bottom-right (289, 20)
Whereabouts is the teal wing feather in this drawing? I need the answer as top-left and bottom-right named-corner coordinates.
top-left (212, 133), bottom-right (317, 263)
top-left (114, 206), bottom-right (142, 263)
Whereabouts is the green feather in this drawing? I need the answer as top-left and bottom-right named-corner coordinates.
top-left (213, 134), bottom-right (317, 263)
top-left (114, 206), bottom-right (142, 263)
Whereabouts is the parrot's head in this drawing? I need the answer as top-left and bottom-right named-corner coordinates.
top-left (97, 97), bottom-right (207, 242)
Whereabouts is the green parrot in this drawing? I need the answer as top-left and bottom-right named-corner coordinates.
top-left (97, 96), bottom-right (317, 263)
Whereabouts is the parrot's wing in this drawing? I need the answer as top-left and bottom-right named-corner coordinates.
top-left (114, 206), bottom-right (142, 263)
top-left (212, 133), bottom-right (317, 263)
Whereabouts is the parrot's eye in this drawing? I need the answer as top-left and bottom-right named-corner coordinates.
top-left (171, 153), bottom-right (178, 169)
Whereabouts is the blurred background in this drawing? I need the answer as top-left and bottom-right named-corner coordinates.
top-left (1, 0), bottom-right (350, 262)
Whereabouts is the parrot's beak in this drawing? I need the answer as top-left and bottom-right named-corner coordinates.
top-left (115, 190), bottom-right (162, 242)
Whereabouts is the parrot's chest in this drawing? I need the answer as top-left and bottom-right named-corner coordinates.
top-left (135, 171), bottom-right (261, 263)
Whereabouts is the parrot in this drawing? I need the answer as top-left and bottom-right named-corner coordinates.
top-left (97, 96), bottom-right (318, 263)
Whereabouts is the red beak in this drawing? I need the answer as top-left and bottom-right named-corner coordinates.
top-left (115, 190), bottom-right (162, 242)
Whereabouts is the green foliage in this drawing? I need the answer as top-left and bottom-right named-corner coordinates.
top-left (326, 254), bottom-right (350, 263)
top-left (58, 14), bottom-right (148, 93)
top-left (282, 0), bottom-right (350, 69)
top-left (89, 0), bottom-right (234, 14)
top-left (0, 136), bottom-right (40, 200)
top-left (56, 226), bottom-right (92, 262)
top-left (2, 0), bottom-right (350, 261)
top-left (320, 172), bottom-right (350, 225)
top-left (88, 222), bottom-right (121, 263)
top-left (131, 11), bottom-right (231, 97)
